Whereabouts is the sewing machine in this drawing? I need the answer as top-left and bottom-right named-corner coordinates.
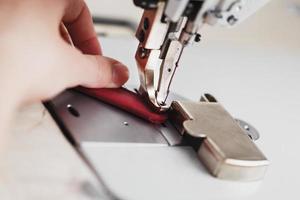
top-left (46, 0), bottom-right (272, 199)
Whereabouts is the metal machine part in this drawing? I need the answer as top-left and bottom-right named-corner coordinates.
top-left (47, 90), bottom-right (170, 146)
top-left (47, 89), bottom-right (267, 181)
top-left (169, 94), bottom-right (268, 181)
top-left (236, 118), bottom-right (260, 141)
top-left (134, 0), bottom-right (270, 111)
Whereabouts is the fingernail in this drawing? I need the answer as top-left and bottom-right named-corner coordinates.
top-left (112, 63), bottom-right (129, 87)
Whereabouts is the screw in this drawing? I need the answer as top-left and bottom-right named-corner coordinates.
top-left (138, 47), bottom-right (148, 59)
top-left (244, 125), bottom-right (250, 131)
top-left (227, 15), bottom-right (238, 25)
top-left (195, 34), bottom-right (201, 42)
top-left (123, 121), bottom-right (129, 126)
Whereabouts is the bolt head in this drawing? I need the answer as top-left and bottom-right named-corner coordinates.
top-left (227, 15), bottom-right (238, 25)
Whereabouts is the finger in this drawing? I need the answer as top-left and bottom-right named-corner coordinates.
top-left (80, 55), bottom-right (130, 88)
top-left (62, 0), bottom-right (101, 55)
top-left (60, 45), bottom-right (129, 89)
top-left (59, 23), bottom-right (73, 45)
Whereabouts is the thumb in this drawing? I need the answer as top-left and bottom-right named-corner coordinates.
top-left (61, 47), bottom-right (129, 89)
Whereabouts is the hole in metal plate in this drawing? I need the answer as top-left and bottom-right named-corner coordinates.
top-left (67, 104), bottom-right (80, 117)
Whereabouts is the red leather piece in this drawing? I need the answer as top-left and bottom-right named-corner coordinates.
top-left (76, 87), bottom-right (167, 124)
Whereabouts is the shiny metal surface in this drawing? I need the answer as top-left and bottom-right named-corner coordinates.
top-left (203, 0), bottom-right (270, 27)
top-left (155, 121), bottom-right (182, 146)
top-left (200, 94), bottom-right (261, 141)
top-left (156, 39), bottom-right (183, 105)
top-left (134, 0), bottom-right (270, 111)
top-left (135, 1), bottom-right (190, 111)
top-left (165, 0), bottom-right (189, 22)
top-left (170, 94), bottom-right (269, 181)
top-left (49, 90), bottom-right (169, 146)
top-left (236, 119), bottom-right (260, 141)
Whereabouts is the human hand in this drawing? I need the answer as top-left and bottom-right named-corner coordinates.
top-left (0, 0), bottom-right (129, 107)
top-left (0, 0), bottom-right (129, 141)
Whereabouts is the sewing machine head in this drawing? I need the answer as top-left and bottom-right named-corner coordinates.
top-left (134, 0), bottom-right (269, 111)
top-left (46, 0), bottom-right (270, 185)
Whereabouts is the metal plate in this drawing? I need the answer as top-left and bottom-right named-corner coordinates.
top-left (47, 90), bottom-right (179, 146)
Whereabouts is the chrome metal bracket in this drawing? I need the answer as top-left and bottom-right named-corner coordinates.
top-left (169, 94), bottom-right (269, 181)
